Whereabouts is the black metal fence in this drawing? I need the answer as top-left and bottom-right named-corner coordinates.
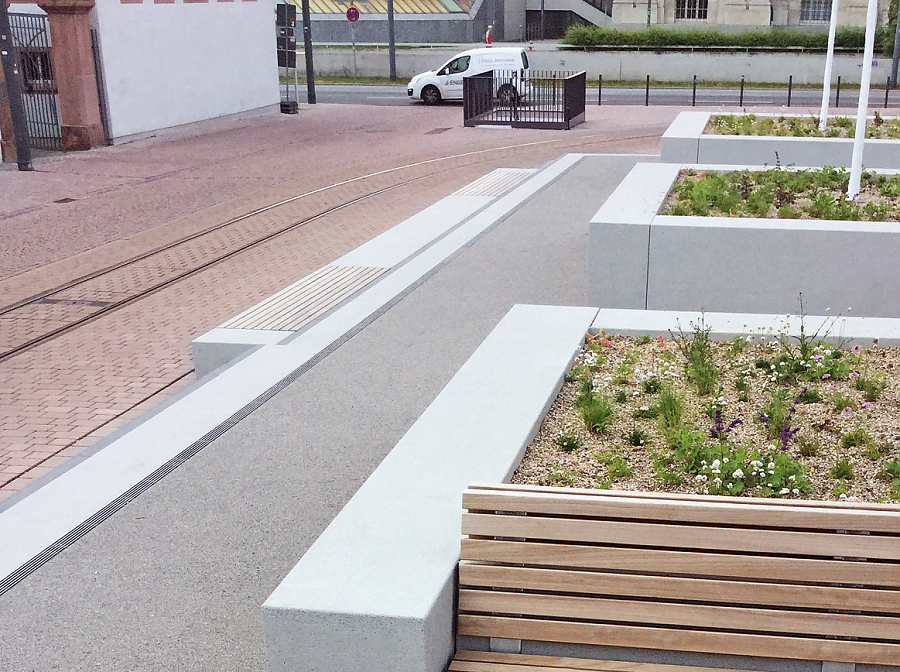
top-left (8, 13), bottom-right (62, 151)
top-left (463, 70), bottom-right (586, 130)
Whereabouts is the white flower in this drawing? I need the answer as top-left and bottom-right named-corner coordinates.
top-left (723, 458), bottom-right (729, 464)
top-left (788, 475), bottom-right (795, 481)
top-left (632, 391), bottom-right (640, 397)
top-left (640, 405), bottom-right (649, 411)
top-left (780, 488), bottom-right (791, 495)
top-left (695, 474), bottom-right (708, 482)
top-left (710, 459), bottom-right (721, 470)
top-left (733, 469), bottom-right (744, 479)
top-left (768, 462), bottom-right (775, 470)
top-left (750, 460), bottom-right (762, 468)
top-left (792, 489), bottom-right (800, 495)
top-left (713, 477), bottom-right (722, 484)
top-left (839, 493), bottom-right (848, 501)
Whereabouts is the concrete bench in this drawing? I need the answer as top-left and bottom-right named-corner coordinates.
top-left (451, 483), bottom-right (900, 672)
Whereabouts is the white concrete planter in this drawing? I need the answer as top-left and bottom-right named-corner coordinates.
top-left (589, 162), bottom-right (900, 318)
top-left (662, 111), bottom-right (900, 169)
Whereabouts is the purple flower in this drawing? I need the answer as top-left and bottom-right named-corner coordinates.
top-left (827, 384), bottom-right (835, 391)
top-left (862, 401), bottom-right (873, 408)
top-left (851, 344), bottom-right (862, 353)
top-left (822, 373), bottom-right (831, 380)
top-left (841, 406), bottom-right (854, 414)
top-left (850, 371), bottom-right (859, 378)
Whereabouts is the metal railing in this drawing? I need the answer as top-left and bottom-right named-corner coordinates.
top-left (463, 70), bottom-right (586, 130)
top-left (9, 13), bottom-right (62, 152)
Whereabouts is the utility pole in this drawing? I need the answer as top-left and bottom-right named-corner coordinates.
top-left (891, 5), bottom-right (900, 88)
top-left (387, 0), bottom-right (396, 81)
top-left (0, 2), bottom-right (33, 171)
top-left (300, 0), bottom-right (316, 104)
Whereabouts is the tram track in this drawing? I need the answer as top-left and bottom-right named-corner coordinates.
top-left (0, 129), bottom-right (660, 365)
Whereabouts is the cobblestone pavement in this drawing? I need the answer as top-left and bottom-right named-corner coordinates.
top-left (0, 103), bottom-right (679, 499)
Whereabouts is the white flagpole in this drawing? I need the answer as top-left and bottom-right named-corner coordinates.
top-left (848, 0), bottom-right (879, 200)
top-left (819, 0), bottom-right (840, 130)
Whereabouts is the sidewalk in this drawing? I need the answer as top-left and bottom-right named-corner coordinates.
top-left (0, 102), bottom-right (676, 671)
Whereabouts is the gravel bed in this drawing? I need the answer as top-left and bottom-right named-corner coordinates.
top-left (512, 325), bottom-right (900, 503)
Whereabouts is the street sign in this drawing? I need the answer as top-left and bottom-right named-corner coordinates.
top-left (346, 6), bottom-right (360, 22)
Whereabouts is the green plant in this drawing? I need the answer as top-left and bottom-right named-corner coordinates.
top-left (798, 388), bottom-right (821, 403)
top-left (832, 392), bottom-right (857, 413)
top-left (656, 387), bottom-right (684, 439)
top-left (797, 434), bottom-right (820, 456)
top-left (855, 372), bottom-right (887, 401)
top-left (829, 458), bottom-right (855, 480)
top-left (626, 428), bottom-right (649, 446)
top-left (606, 456), bottom-right (633, 479)
top-left (547, 465), bottom-right (582, 486)
top-left (673, 318), bottom-right (720, 395)
top-left (614, 390), bottom-right (628, 403)
top-left (865, 444), bottom-right (883, 461)
top-left (832, 480), bottom-right (853, 499)
top-left (633, 404), bottom-right (659, 419)
top-left (574, 378), bottom-right (595, 408)
top-left (841, 427), bottom-right (870, 449)
top-left (581, 394), bottom-right (614, 433)
top-left (643, 377), bottom-right (662, 394)
top-left (555, 431), bottom-right (582, 452)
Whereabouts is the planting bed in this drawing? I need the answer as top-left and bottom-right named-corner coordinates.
top-left (512, 325), bottom-right (900, 502)
top-left (663, 166), bottom-right (900, 221)
top-left (708, 112), bottom-right (900, 139)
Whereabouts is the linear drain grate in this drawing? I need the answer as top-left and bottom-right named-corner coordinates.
top-left (453, 168), bottom-right (536, 197)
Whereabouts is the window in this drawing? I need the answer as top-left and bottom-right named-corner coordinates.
top-left (675, 0), bottom-right (708, 20)
top-left (447, 56), bottom-right (470, 74)
top-left (800, 0), bottom-right (831, 22)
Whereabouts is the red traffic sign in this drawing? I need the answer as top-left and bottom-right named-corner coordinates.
top-left (346, 6), bottom-right (360, 22)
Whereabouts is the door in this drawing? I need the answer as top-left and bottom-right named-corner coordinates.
top-left (436, 55), bottom-right (470, 100)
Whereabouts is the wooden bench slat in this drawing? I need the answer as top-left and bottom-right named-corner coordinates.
top-left (462, 513), bottom-right (898, 560)
top-left (466, 483), bottom-right (900, 512)
top-left (457, 615), bottom-right (900, 666)
top-left (458, 589), bottom-right (900, 641)
top-left (451, 651), bottom-right (768, 672)
top-left (462, 490), bottom-right (900, 534)
top-left (458, 564), bottom-right (899, 613)
top-left (460, 539), bottom-right (900, 587)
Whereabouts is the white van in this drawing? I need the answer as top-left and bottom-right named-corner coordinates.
top-left (407, 47), bottom-right (529, 105)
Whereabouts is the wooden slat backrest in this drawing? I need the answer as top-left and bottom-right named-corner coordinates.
top-left (457, 485), bottom-right (900, 666)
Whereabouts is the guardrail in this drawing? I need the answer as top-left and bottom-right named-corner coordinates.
top-left (463, 70), bottom-right (586, 130)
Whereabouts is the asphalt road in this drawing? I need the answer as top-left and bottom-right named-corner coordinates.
top-left (309, 83), bottom-right (889, 110)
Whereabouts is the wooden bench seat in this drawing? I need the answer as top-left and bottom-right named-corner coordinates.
top-left (452, 484), bottom-right (900, 672)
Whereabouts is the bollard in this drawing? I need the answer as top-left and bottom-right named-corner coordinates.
top-left (598, 75), bottom-right (602, 106)
top-left (886, 77), bottom-right (890, 108)
top-left (787, 75), bottom-right (793, 107)
top-left (740, 75), bottom-right (745, 107)
top-left (645, 74), bottom-right (650, 106)
top-left (836, 76), bottom-right (841, 107)
top-left (692, 75), bottom-right (697, 106)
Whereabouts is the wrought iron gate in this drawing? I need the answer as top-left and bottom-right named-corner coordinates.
top-left (8, 13), bottom-right (63, 151)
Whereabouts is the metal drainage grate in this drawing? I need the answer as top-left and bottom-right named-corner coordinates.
top-left (453, 168), bottom-right (536, 197)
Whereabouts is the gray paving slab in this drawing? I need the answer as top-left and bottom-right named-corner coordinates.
top-left (0, 153), bottom-right (650, 672)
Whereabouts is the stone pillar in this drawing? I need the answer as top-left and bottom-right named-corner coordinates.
top-left (0, 53), bottom-right (16, 162)
top-left (37, 0), bottom-right (103, 150)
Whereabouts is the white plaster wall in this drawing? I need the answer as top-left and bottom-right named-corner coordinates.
top-left (92, 0), bottom-right (279, 140)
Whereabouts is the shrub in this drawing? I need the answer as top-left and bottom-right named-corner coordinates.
top-left (829, 458), bottom-right (855, 480)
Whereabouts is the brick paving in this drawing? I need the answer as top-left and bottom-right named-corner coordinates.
top-left (0, 102), bottom-right (678, 500)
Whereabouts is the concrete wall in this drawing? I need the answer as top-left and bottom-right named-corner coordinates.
top-left (261, 304), bottom-right (598, 672)
top-left (91, 0), bottom-right (279, 141)
top-left (589, 163), bottom-right (900, 319)
top-left (301, 44), bottom-right (892, 83)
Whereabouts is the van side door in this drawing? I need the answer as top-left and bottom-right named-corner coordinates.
top-left (437, 55), bottom-right (470, 100)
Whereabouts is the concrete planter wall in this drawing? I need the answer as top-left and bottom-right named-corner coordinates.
top-left (662, 111), bottom-right (900, 169)
top-left (589, 162), bottom-right (900, 318)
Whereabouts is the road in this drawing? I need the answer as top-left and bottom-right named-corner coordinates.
top-left (309, 83), bottom-right (890, 110)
